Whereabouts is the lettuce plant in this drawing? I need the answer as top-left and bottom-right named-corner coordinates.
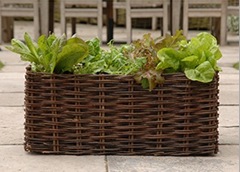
top-left (6, 31), bottom-right (222, 91)
top-left (132, 31), bottom-right (186, 90)
top-left (6, 32), bottom-right (88, 74)
top-left (0, 60), bottom-right (4, 70)
top-left (157, 32), bottom-right (222, 83)
top-left (74, 38), bottom-right (146, 75)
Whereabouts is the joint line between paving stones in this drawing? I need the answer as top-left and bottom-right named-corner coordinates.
top-left (105, 156), bottom-right (109, 172)
top-left (0, 144), bottom-right (23, 146)
top-left (219, 104), bottom-right (239, 106)
top-left (219, 143), bottom-right (239, 146)
top-left (221, 126), bottom-right (239, 128)
top-left (0, 105), bottom-right (24, 107)
top-left (0, 91), bottom-right (24, 94)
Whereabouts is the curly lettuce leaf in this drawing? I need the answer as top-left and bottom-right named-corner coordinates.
top-left (180, 32), bottom-right (222, 72)
top-left (156, 48), bottom-right (183, 72)
top-left (184, 61), bottom-right (215, 83)
top-left (156, 32), bottom-right (222, 83)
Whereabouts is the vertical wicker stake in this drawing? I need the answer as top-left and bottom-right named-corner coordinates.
top-left (157, 89), bottom-right (163, 154)
top-left (50, 75), bottom-right (59, 153)
top-left (75, 76), bottom-right (82, 151)
top-left (99, 76), bottom-right (105, 153)
top-left (128, 79), bottom-right (134, 154)
top-left (24, 72), bottom-right (33, 152)
top-left (183, 80), bottom-right (191, 153)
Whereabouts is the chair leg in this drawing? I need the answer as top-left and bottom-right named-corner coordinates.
top-left (97, 17), bottom-right (103, 44)
top-left (152, 17), bottom-right (157, 30)
top-left (0, 16), bottom-right (2, 44)
top-left (33, 18), bottom-right (40, 41)
top-left (163, 0), bottom-right (168, 36)
top-left (97, 0), bottom-right (103, 44)
top-left (60, 0), bottom-right (66, 35)
top-left (71, 18), bottom-right (76, 35)
top-left (126, 0), bottom-right (131, 43)
top-left (220, 17), bottom-right (227, 46)
top-left (220, 0), bottom-right (228, 46)
top-left (33, 1), bottom-right (40, 41)
top-left (183, 0), bottom-right (189, 38)
top-left (212, 18), bottom-right (221, 44)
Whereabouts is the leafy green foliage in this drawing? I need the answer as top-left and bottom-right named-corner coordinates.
top-left (157, 32), bottom-right (222, 83)
top-left (6, 33), bottom-right (88, 73)
top-left (233, 62), bottom-right (239, 70)
top-left (74, 38), bottom-right (146, 75)
top-left (155, 30), bottom-right (186, 50)
top-left (0, 60), bottom-right (4, 70)
top-left (130, 33), bottom-right (164, 90)
top-left (6, 31), bottom-right (222, 91)
top-left (75, 31), bottom-right (221, 90)
top-left (228, 15), bottom-right (239, 35)
top-left (132, 31), bottom-right (186, 91)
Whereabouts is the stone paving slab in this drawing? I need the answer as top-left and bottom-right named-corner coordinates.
top-left (0, 72), bottom-right (25, 79)
top-left (219, 106), bottom-right (239, 127)
top-left (0, 145), bottom-right (106, 172)
top-left (0, 65), bottom-right (27, 73)
top-left (0, 78), bottom-right (24, 93)
top-left (0, 93), bottom-right (24, 107)
top-left (0, 49), bottom-right (23, 65)
top-left (0, 107), bottom-right (24, 144)
top-left (219, 73), bottom-right (239, 85)
top-left (1, 126), bottom-right (24, 145)
top-left (219, 67), bottom-right (239, 74)
top-left (0, 145), bottom-right (238, 172)
top-left (219, 85), bottom-right (239, 105)
top-left (219, 127), bottom-right (239, 145)
top-left (218, 46), bottom-right (239, 64)
top-left (107, 145), bottom-right (239, 172)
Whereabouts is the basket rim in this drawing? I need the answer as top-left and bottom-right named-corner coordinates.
top-left (25, 66), bottom-right (193, 77)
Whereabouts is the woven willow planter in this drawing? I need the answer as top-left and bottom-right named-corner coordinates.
top-left (24, 67), bottom-right (219, 156)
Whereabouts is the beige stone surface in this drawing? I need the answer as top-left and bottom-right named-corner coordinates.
top-left (0, 21), bottom-right (238, 172)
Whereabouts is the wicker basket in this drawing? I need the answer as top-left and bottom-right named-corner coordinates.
top-left (24, 67), bottom-right (219, 156)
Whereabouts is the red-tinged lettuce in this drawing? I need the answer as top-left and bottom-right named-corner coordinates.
top-left (131, 33), bottom-right (163, 90)
top-left (132, 31), bottom-right (186, 91)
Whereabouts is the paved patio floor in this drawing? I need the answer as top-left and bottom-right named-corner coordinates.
top-left (0, 21), bottom-right (239, 172)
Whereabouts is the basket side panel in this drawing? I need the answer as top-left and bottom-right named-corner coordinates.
top-left (24, 72), bottom-right (219, 155)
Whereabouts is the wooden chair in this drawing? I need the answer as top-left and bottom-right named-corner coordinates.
top-left (0, 0), bottom-right (40, 43)
top-left (114, 0), bottom-right (169, 44)
top-left (228, 1), bottom-right (239, 16)
top-left (60, 0), bottom-right (104, 43)
top-left (113, 0), bottom-right (159, 31)
top-left (183, 0), bottom-right (228, 45)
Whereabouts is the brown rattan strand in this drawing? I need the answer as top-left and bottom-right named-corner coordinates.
top-left (24, 68), bottom-right (219, 156)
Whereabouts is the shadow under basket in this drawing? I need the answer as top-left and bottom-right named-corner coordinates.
top-left (24, 67), bottom-right (219, 156)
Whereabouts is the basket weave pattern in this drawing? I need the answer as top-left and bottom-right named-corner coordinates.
top-left (24, 69), bottom-right (219, 156)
